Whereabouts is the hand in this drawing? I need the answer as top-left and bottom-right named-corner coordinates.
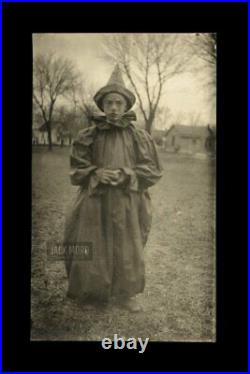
top-left (95, 168), bottom-right (121, 184)
top-left (109, 169), bottom-right (128, 186)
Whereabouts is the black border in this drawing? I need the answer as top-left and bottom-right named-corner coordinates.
top-left (2, 2), bottom-right (248, 372)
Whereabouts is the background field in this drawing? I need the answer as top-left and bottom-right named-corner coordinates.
top-left (31, 147), bottom-right (216, 341)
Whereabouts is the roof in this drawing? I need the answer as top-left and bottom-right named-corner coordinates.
top-left (152, 129), bottom-right (166, 137)
top-left (166, 125), bottom-right (211, 138)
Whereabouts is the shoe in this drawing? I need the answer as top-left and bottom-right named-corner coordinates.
top-left (120, 297), bottom-right (142, 313)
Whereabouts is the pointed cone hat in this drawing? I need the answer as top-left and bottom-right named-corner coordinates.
top-left (93, 64), bottom-right (136, 112)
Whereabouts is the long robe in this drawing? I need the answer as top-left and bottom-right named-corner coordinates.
top-left (64, 118), bottom-right (162, 301)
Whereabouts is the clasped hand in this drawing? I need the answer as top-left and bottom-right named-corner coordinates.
top-left (95, 168), bottom-right (127, 186)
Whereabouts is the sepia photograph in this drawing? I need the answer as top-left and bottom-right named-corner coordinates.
top-left (31, 32), bottom-right (216, 343)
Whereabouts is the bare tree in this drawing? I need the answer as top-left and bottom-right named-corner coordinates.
top-left (186, 33), bottom-right (216, 99)
top-left (101, 34), bottom-right (191, 134)
top-left (54, 103), bottom-right (88, 144)
top-left (156, 106), bottom-right (172, 130)
top-left (54, 106), bottom-right (75, 146)
top-left (33, 54), bottom-right (79, 150)
top-left (69, 82), bottom-right (98, 127)
top-left (191, 33), bottom-right (216, 67)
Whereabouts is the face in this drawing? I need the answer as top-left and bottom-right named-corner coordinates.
top-left (103, 93), bottom-right (127, 121)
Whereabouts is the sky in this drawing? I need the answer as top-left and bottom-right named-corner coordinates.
top-left (33, 33), bottom-right (216, 129)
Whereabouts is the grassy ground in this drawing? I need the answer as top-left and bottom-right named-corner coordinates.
top-left (31, 146), bottom-right (216, 342)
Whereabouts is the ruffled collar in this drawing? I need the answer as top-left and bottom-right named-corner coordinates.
top-left (92, 111), bottom-right (137, 130)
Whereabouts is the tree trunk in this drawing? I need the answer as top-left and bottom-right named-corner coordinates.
top-left (47, 121), bottom-right (52, 151)
top-left (145, 112), bottom-right (155, 134)
top-left (47, 100), bottom-right (55, 151)
top-left (145, 120), bottom-right (152, 134)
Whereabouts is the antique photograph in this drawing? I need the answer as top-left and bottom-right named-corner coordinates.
top-left (31, 33), bottom-right (216, 342)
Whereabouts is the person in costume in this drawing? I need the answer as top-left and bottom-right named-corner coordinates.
top-left (64, 65), bottom-right (162, 312)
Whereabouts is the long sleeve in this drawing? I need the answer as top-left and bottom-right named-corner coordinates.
top-left (69, 126), bottom-right (98, 187)
top-left (133, 128), bottom-right (163, 189)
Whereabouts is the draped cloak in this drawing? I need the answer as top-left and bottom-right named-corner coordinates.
top-left (64, 116), bottom-right (163, 301)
